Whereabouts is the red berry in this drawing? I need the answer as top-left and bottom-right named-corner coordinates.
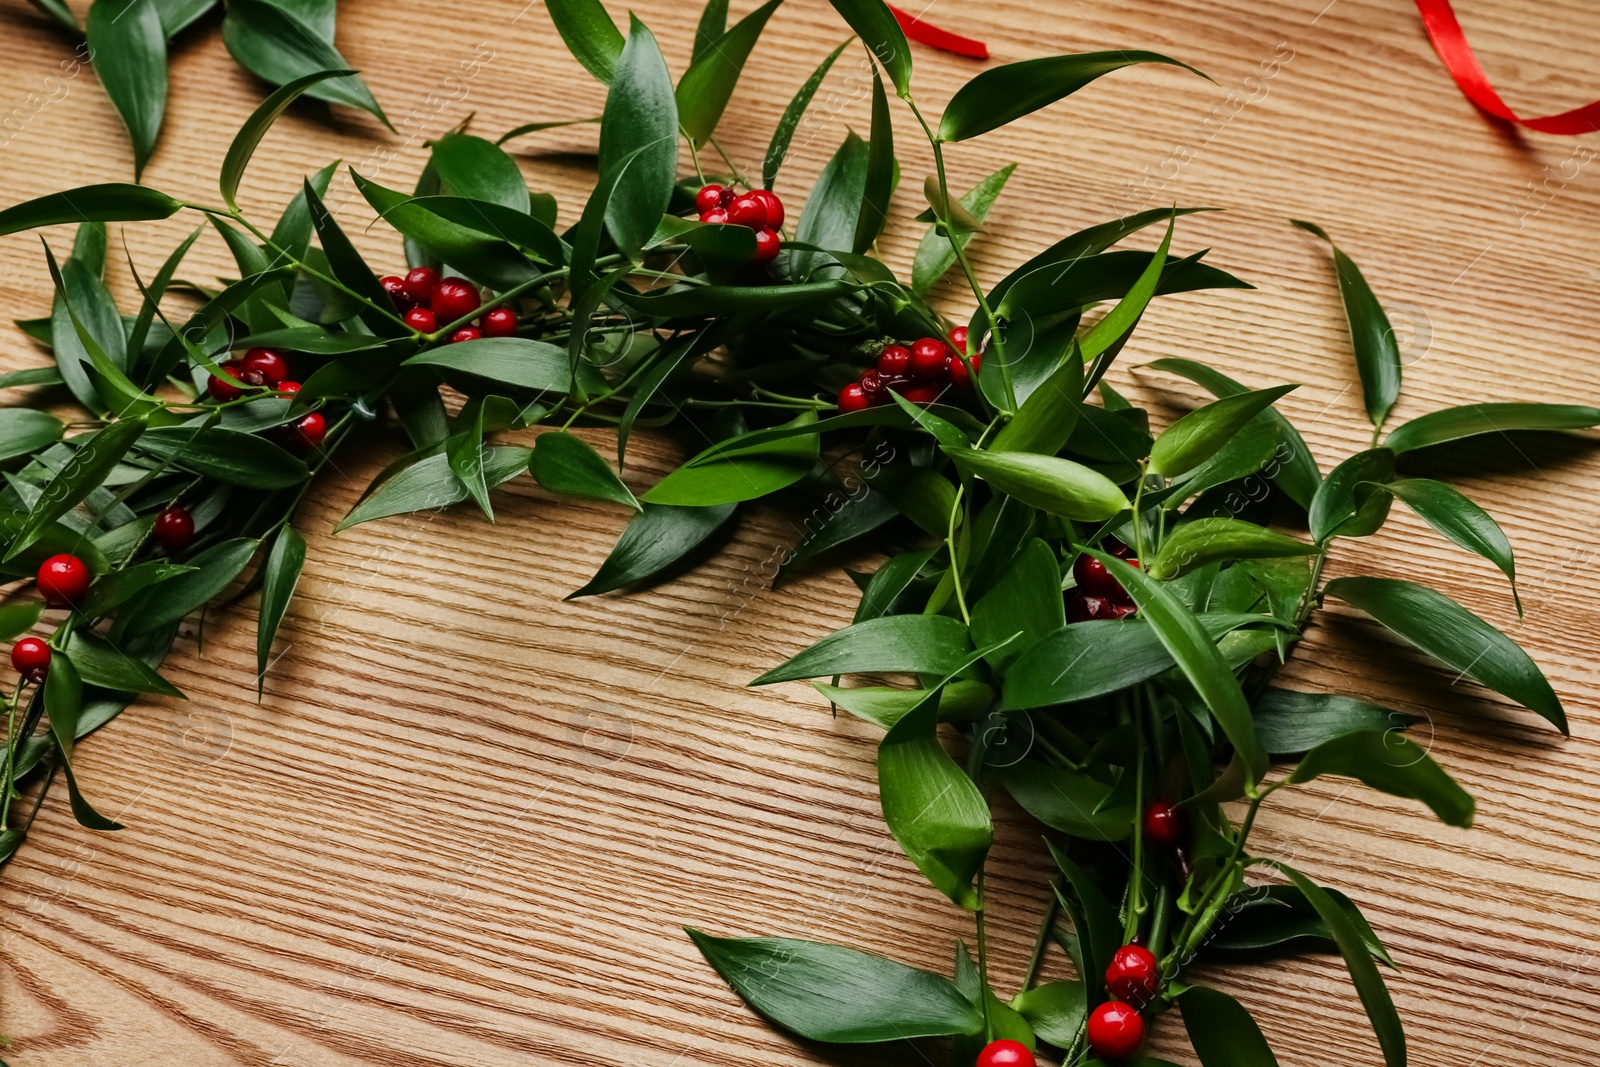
top-left (403, 307), bottom-right (438, 334)
top-left (430, 276), bottom-right (480, 324)
top-left (726, 193), bottom-right (769, 229)
top-left (902, 383), bottom-right (940, 405)
top-left (949, 349), bottom-right (981, 390)
top-left (207, 360), bottom-right (245, 402)
top-left (1074, 552), bottom-right (1124, 598)
top-left (858, 370), bottom-right (886, 399)
top-left (402, 266), bottom-right (438, 303)
top-left (380, 275), bottom-right (411, 308)
top-left (278, 380), bottom-right (302, 395)
top-left (1067, 588), bottom-right (1109, 623)
top-left (752, 227), bottom-right (781, 264)
top-left (877, 345), bottom-right (912, 376)
top-left (1087, 1001), bottom-right (1145, 1061)
top-left (1107, 536), bottom-right (1136, 559)
top-left (481, 307), bottom-right (518, 337)
top-left (838, 383), bottom-right (871, 414)
top-left (700, 208), bottom-right (729, 225)
top-left (1105, 944), bottom-right (1160, 1006)
top-left (695, 184), bottom-right (725, 214)
top-left (240, 347), bottom-right (289, 386)
top-left (37, 554), bottom-right (90, 608)
top-left (976, 1039), bottom-right (1035, 1067)
top-left (450, 326), bottom-right (482, 344)
top-left (909, 337), bottom-right (950, 380)
top-left (153, 505), bottom-right (195, 553)
top-left (290, 412), bottom-right (327, 450)
top-left (1144, 800), bottom-right (1187, 850)
top-left (11, 637), bottom-right (50, 683)
top-left (948, 324), bottom-right (969, 354)
top-left (750, 189), bottom-right (784, 229)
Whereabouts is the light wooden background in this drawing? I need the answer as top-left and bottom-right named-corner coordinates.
top-left (2, 0), bottom-right (1599, 1062)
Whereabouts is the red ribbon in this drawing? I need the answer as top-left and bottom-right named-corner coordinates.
top-left (1415, 0), bottom-right (1600, 134)
top-left (887, 4), bottom-right (989, 60)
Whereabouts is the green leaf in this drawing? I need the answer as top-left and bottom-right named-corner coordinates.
top-left (80, 561), bottom-right (194, 618)
top-left (87, 0), bottom-right (168, 178)
top-left (940, 51), bottom-right (1205, 141)
top-left (44, 655), bottom-right (123, 831)
top-left (854, 548), bottom-right (934, 622)
top-left (302, 178), bottom-right (404, 337)
top-left (221, 69), bottom-right (354, 212)
top-left (1252, 688), bottom-right (1418, 758)
top-left (1145, 357), bottom-right (1321, 509)
top-left (853, 62), bottom-right (895, 254)
top-left (1180, 986), bottom-right (1279, 1067)
top-left (158, 0), bottom-right (215, 37)
top-left (643, 411), bottom-right (819, 507)
top-left (912, 164), bottom-right (1014, 296)
top-left (256, 524), bottom-right (306, 694)
top-left (546, 0), bottom-right (625, 83)
top-left (1091, 550), bottom-right (1267, 783)
top-left (1011, 981), bottom-right (1086, 1047)
top-left (970, 538), bottom-right (1063, 670)
top-left (1309, 448), bottom-right (1394, 542)
top-left (764, 39), bottom-right (850, 190)
top-left (222, 0), bottom-right (389, 127)
top-left (0, 184), bottom-right (183, 237)
top-left (46, 247), bottom-right (160, 417)
top-left (1384, 402), bottom-right (1600, 454)
top-left (688, 929), bottom-right (983, 1042)
top-left (1211, 885), bottom-right (1395, 966)
top-left (0, 602), bottom-right (43, 641)
top-left (793, 132), bottom-right (870, 278)
top-left (430, 133), bottom-right (531, 213)
top-left (945, 449), bottom-right (1129, 521)
top-left (825, 0), bottom-right (910, 95)
top-left (1049, 841), bottom-right (1121, 996)
top-left (996, 249), bottom-right (1250, 327)
top-left (1324, 575), bottom-right (1565, 733)
top-left (126, 537), bottom-right (258, 633)
top-left (620, 278), bottom-right (858, 318)
top-left (1268, 862), bottom-right (1405, 1067)
top-left (336, 447), bottom-right (530, 531)
top-left (126, 225), bottom-right (203, 364)
top-left (692, 0), bottom-right (728, 61)
top-left (0, 409), bottom-right (64, 463)
top-left (63, 630), bottom-right (183, 697)
top-left (403, 337), bottom-right (573, 394)
top-left (879, 669), bottom-right (992, 907)
top-left (354, 172), bottom-right (542, 291)
top-left (446, 402), bottom-right (492, 520)
top-left (0, 366), bottom-right (64, 389)
top-left (27, 0), bottom-right (80, 33)
top-left (1003, 760), bottom-right (1135, 840)
top-left (1079, 211), bottom-right (1174, 362)
top-left (4, 419), bottom-right (144, 562)
top-left (598, 17), bottom-right (679, 259)
top-left (752, 614), bottom-right (972, 684)
top-left (1365, 479), bottom-right (1517, 607)
top-left (1149, 385), bottom-right (1298, 478)
top-left (233, 327), bottom-right (387, 356)
top-left (531, 431), bottom-right (639, 510)
top-left (568, 502), bottom-right (736, 597)
top-left (812, 679), bottom-right (992, 730)
top-left (989, 341), bottom-right (1083, 456)
top-left (1149, 519), bottom-right (1313, 580)
top-left (49, 247), bottom-right (129, 414)
top-left (1291, 220), bottom-right (1401, 431)
top-left (136, 425), bottom-right (310, 489)
top-left (1287, 728), bottom-right (1474, 827)
top-left (676, 0), bottom-right (782, 143)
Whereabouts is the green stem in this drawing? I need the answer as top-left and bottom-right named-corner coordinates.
top-left (946, 482), bottom-right (971, 626)
top-left (0, 684), bottom-right (22, 831)
top-left (974, 868), bottom-right (992, 1038)
top-left (1019, 883), bottom-right (1061, 991)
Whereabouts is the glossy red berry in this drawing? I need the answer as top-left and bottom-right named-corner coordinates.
top-left (726, 193), bottom-right (769, 229)
top-left (858, 369), bottom-right (887, 400)
top-left (1105, 944), bottom-right (1160, 1006)
top-left (450, 326), bottom-right (482, 344)
top-left (1074, 552), bottom-right (1126, 598)
top-left (976, 1039), bottom-right (1035, 1067)
top-left (909, 337), bottom-right (950, 380)
top-left (240, 347), bottom-right (289, 386)
top-left (1067, 588), bottom-right (1108, 623)
top-left (949, 349), bottom-right (981, 390)
top-left (37, 554), bottom-right (90, 608)
top-left (290, 412), bottom-right (327, 450)
top-left (481, 307), bottom-right (518, 337)
top-left (207, 360), bottom-right (246, 402)
top-left (153, 505), bottom-right (195, 553)
top-left (695, 184), bottom-right (725, 214)
top-left (750, 189), bottom-right (784, 228)
top-left (1144, 800), bottom-right (1187, 850)
top-left (380, 275), bottom-right (411, 308)
top-left (838, 383), bottom-right (871, 414)
top-left (948, 324), bottom-right (969, 354)
top-left (278, 380), bottom-right (302, 395)
top-left (902, 383), bottom-right (940, 405)
top-left (752, 227), bottom-right (781, 264)
top-left (11, 637), bottom-right (50, 683)
top-left (700, 207), bottom-right (729, 225)
top-left (403, 307), bottom-right (438, 334)
top-left (877, 344), bottom-right (912, 376)
top-left (402, 266), bottom-right (438, 303)
top-left (430, 276), bottom-right (480, 324)
top-left (1087, 1001), bottom-right (1144, 1061)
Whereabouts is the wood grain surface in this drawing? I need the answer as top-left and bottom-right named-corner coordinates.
top-left (2, 0), bottom-right (1599, 1063)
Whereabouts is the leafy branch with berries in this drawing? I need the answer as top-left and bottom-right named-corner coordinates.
top-left (0, 0), bottom-right (1593, 1064)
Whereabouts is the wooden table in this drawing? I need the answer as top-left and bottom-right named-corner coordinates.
top-left (2, 0), bottom-right (1599, 1062)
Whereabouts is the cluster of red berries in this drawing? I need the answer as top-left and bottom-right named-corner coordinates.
top-left (1068, 539), bottom-right (1140, 621)
top-left (837, 327), bottom-right (980, 413)
top-left (205, 347), bottom-right (324, 449)
top-left (1083, 942), bottom-right (1162, 1059)
top-left (381, 267), bottom-right (519, 342)
top-left (694, 185), bottom-right (783, 264)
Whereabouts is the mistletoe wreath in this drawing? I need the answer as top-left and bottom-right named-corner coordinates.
top-left (0, 0), bottom-right (1590, 1063)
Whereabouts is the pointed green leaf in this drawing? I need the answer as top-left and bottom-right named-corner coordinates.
top-left (87, 0), bottom-right (168, 178)
top-left (256, 524), bottom-right (306, 694)
top-left (0, 602), bottom-right (44, 642)
top-left (354, 171), bottom-right (542, 291)
top-left (1365, 479), bottom-right (1517, 606)
top-left (812, 679), bottom-right (992, 730)
top-left (80, 561), bottom-right (195, 618)
top-left (853, 61), bottom-right (895, 253)
top-left (1012, 980), bottom-right (1087, 1048)
top-left (63, 630), bottom-right (183, 697)
top-left (912, 163), bottom-right (1014, 296)
top-left (1048, 841), bottom-right (1120, 996)
top-left (45, 654), bottom-right (123, 831)
top-left (136, 425), bottom-right (309, 488)
top-left (0, 409), bottom-right (64, 462)
top-left (403, 337), bottom-right (573, 394)
top-left (0, 184), bottom-right (183, 237)
top-left (1004, 760), bottom-right (1135, 841)
top-left (598, 17), bottom-right (679, 259)
top-left (752, 614), bottom-right (972, 684)
top-left (1150, 385), bottom-right (1298, 477)
top-left (825, 0), bottom-right (910, 95)
top-left (1149, 519), bottom-right (1314, 580)
top-left (531, 431), bottom-right (639, 510)
top-left (676, 0), bottom-right (782, 143)
top-left (945, 448), bottom-right (1129, 521)
top-left (568, 502), bottom-right (736, 598)
top-left (989, 340), bottom-right (1083, 455)
top-left (1252, 688), bottom-right (1419, 758)
top-left (971, 538), bottom-right (1063, 670)
top-left (643, 411), bottom-right (819, 507)
top-left (546, 0), bottom-right (625, 83)
top-left (1080, 211), bottom-right (1174, 362)
top-left (302, 178), bottom-right (405, 337)
top-left (430, 133), bottom-right (531, 213)
top-left (221, 68), bottom-right (354, 212)
top-left (222, 0), bottom-right (388, 127)
top-left (4, 419), bottom-right (144, 562)
top-left (336, 447), bottom-right (530, 531)
top-left (1292, 220), bottom-right (1401, 431)
top-left (446, 402), bottom-right (492, 521)
top-left (1309, 448), bottom-right (1394, 542)
top-left (793, 131), bottom-right (869, 278)
top-left (1287, 728), bottom-right (1474, 827)
top-left (1180, 986), bottom-right (1279, 1067)
top-left (1384, 402), bottom-right (1600, 454)
top-left (764, 38), bottom-right (850, 190)
top-left (124, 537), bottom-right (258, 633)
